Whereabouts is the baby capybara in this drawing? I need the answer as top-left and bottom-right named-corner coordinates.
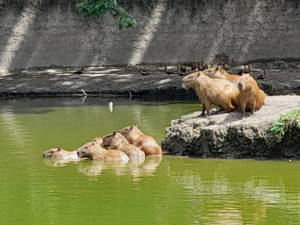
top-left (237, 74), bottom-right (266, 117)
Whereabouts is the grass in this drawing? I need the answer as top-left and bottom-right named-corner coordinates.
top-left (270, 107), bottom-right (300, 142)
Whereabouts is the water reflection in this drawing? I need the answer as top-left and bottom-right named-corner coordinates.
top-left (77, 155), bottom-right (162, 178)
top-left (44, 158), bottom-right (80, 168)
top-left (0, 106), bottom-right (33, 152)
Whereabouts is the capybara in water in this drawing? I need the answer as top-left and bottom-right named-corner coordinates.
top-left (119, 125), bottom-right (162, 156)
top-left (182, 71), bottom-right (239, 116)
top-left (202, 66), bottom-right (242, 87)
top-left (77, 138), bottom-right (129, 162)
top-left (237, 74), bottom-right (266, 117)
top-left (43, 147), bottom-right (79, 161)
top-left (102, 132), bottom-right (145, 162)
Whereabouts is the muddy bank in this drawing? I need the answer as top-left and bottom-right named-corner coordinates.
top-left (0, 64), bottom-right (299, 99)
top-left (162, 95), bottom-right (300, 159)
top-left (0, 66), bottom-right (192, 99)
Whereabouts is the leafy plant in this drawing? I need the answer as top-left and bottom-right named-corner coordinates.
top-left (270, 107), bottom-right (300, 142)
top-left (76, 0), bottom-right (136, 28)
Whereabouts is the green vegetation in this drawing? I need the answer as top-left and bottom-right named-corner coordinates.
top-left (270, 107), bottom-right (300, 142)
top-left (76, 0), bottom-right (136, 28)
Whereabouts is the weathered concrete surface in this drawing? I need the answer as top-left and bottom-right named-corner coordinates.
top-left (162, 95), bottom-right (300, 159)
top-left (0, 0), bottom-right (300, 70)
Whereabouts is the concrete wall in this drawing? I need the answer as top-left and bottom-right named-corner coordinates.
top-left (0, 0), bottom-right (299, 70)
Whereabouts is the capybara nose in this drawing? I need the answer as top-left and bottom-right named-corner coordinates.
top-left (42, 153), bottom-right (45, 158)
top-left (77, 151), bottom-right (80, 157)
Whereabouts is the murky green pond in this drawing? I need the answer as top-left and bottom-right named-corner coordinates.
top-left (0, 97), bottom-right (300, 225)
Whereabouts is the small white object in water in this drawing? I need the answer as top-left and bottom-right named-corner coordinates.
top-left (289, 160), bottom-right (292, 163)
top-left (109, 102), bottom-right (114, 113)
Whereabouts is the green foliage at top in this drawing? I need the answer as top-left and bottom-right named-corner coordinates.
top-left (76, 0), bottom-right (136, 28)
top-left (270, 107), bottom-right (300, 142)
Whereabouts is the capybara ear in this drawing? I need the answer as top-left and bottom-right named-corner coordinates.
top-left (113, 131), bottom-right (116, 136)
top-left (58, 147), bottom-right (62, 151)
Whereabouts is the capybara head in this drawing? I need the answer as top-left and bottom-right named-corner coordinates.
top-left (182, 72), bottom-right (202, 88)
top-left (43, 147), bottom-right (64, 159)
top-left (77, 141), bottom-right (102, 160)
top-left (237, 74), bottom-right (252, 91)
top-left (119, 125), bottom-right (143, 140)
top-left (103, 132), bottom-right (129, 149)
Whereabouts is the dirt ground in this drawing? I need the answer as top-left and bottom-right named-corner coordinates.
top-left (0, 63), bottom-right (299, 99)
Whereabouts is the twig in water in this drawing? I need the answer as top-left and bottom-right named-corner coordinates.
top-left (81, 95), bottom-right (87, 103)
top-left (129, 91), bottom-right (132, 100)
top-left (81, 89), bottom-right (88, 96)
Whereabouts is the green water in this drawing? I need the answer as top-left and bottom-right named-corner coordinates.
top-left (0, 98), bottom-right (300, 225)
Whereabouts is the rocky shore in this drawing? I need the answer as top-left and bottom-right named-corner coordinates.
top-left (0, 62), bottom-right (299, 99)
top-left (162, 95), bottom-right (300, 159)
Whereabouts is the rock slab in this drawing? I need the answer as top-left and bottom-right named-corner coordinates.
top-left (162, 96), bottom-right (300, 159)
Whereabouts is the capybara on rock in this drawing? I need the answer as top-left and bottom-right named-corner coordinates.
top-left (43, 147), bottom-right (79, 161)
top-left (102, 132), bottom-right (145, 162)
top-left (237, 74), bottom-right (266, 117)
top-left (182, 71), bottom-right (239, 116)
top-left (77, 138), bottom-right (129, 162)
top-left (119, 125), bottom-right (162, 156)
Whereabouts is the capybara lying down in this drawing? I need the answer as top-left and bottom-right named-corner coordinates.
top-left (119, 125), bottom-right (162, 156)
top-left (182, 71), bottom-right (239, 116)
top-left (43, 147), bottom-right (79, 161)
top-left (237, 74), bottom-right (266, 116)
top-left (102, 132), bottom-right (145, 162)
top-left (77, 137), bottom-right (129, 163)
top-left (202, 66), bottom-right (242, 87)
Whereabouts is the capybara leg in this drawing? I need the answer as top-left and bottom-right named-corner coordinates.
top-left (251, 101), bottom-right (256, 116)
top-left (205, 102), bottom-right (210, 117)
top-left (201, 104), bottom-right (206, 116)
top-left (226, 99), bottom-right (236, 112)
top-left (240, 103), bottom-right (246, 118)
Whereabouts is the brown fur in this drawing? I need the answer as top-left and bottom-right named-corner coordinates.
top-left (103, 132), bottom-right (145, 162)
top-left (43, 147), bottom-right (78, 160)
top-left (202, 66), bottom-right (242, 87)
top-left (182, 71), bottom-right (239, 116)
top-left (77, 138), bottom-right (129, 162)
top-left (119, 125), bottom-right (162, 156)
top-left (237, 74), bottom-right (266, 116)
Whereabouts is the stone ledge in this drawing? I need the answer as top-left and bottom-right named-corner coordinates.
top-left (162, 95), bottom-right (300, 159)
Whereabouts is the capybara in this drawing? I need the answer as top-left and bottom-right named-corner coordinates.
top-left (102, 132), bottom-right (145, 162)
top-left (182, 71), bottom-right (239, 116)
top-left (43, 147), bottom-right (79, 161)
top-left (202, 66), bottom-right (242, 87)
top-left (77, 138), bottom-right (129, 163)
top-left (119, 125), bottom-right (162, 156)
top-left (237, 74), bottom-right (266, 117)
